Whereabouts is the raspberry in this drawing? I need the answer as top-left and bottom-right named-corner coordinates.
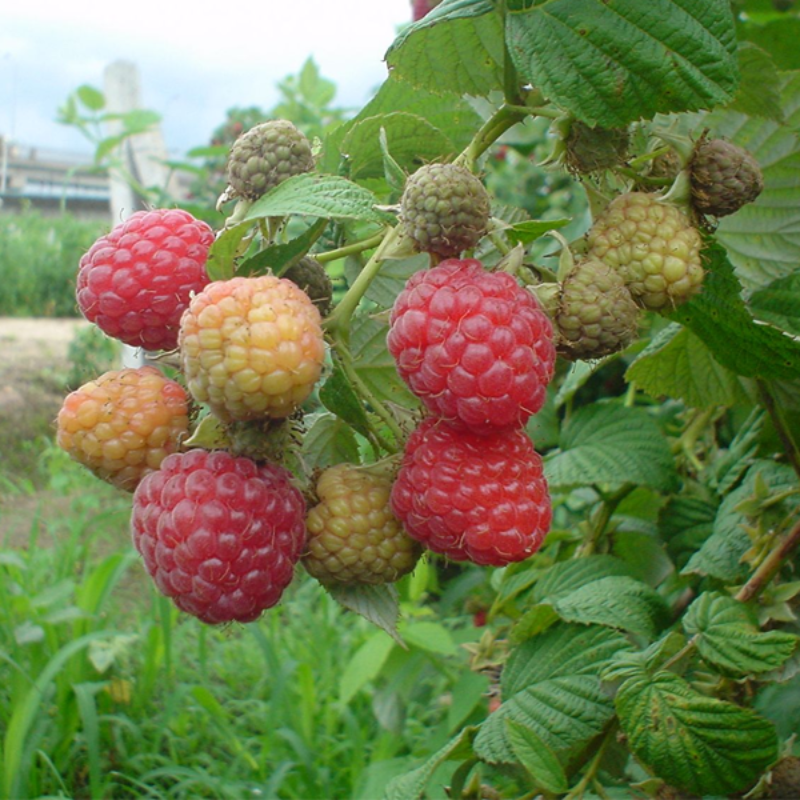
top-left (555, 259), bottom-right (640, 360)
top-left (303, 464), bottom-right (422, 585)
top-left (400, 163), bottom-right (491, 258)
top-left (282, 256), bottom-right (334, 317)
top-left (586, 191), bottom-right (704, 311)
top-left (76, 209), bottom-right (213, 351)
top-left (390, 418), bottom-right (551, 566)
top-left (130, 448), bottom-right (306, 624)
top-left (179, 275), bottom-right (326, 423)
top-left (56, 366), bottom-right (189, 492)
top-left (689, 138), bottom-right (764, 218)
top-left (226, 120), bottom-right (314, 200)
top-left (387, 259), bottom-right (555, 434)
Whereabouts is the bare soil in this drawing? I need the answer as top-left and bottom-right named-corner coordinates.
top-left (0, 317), bottom-right (91, 539)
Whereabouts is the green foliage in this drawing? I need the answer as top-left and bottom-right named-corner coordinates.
top-left (0, 211), bottom-right (104, 317)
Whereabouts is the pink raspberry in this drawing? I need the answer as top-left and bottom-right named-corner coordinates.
top-left (387, 259), bottom-right (555, 434)
top-left (131, 449), bottom-right (306, 624)
top-left (76, 209), bottom-right (214, 351)
top-left (390, 418), bottom-right (551, 566)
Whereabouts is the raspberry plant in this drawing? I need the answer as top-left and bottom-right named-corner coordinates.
top-left (53, 1), bottom-right (800, 797)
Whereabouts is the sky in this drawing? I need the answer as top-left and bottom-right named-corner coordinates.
top-left (0, 0), bottom-right (413, 159)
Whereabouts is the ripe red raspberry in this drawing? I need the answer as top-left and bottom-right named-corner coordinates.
top-left (387, 259), bottom-right (555, 434)
top-left (179, 275), bottom-right (326, 423)
top-left (131, 449), bottom-right (306, 624)
top-left (390, 418), bottom-right (551, 566)
top-left (56, 366), bottom-right (189, 492)
top-left (76, 209), bottom-right (214, 351)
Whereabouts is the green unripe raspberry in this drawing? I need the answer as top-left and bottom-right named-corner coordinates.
top-left (690, 138), bottom-right (764, 218)
top-left (226, 120), bottom-right (314, 200)
top-left (555, 259), bottom-right (640, 360)
top-left (586, 192), bottom-right (704, 311)
top-left (400, 163), bottom-right (491, 258)
top-left (303, 464), bottom-right (422, 586)
top-left (282, 256), bottom-right (333, 317)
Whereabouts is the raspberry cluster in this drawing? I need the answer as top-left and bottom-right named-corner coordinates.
top-left (388, 258), bottom-right (554, 566)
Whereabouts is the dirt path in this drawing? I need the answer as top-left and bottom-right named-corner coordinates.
top-left (0, 317), bottom-right (91, 482)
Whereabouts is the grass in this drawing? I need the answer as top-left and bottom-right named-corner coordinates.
top-left (0, 442), bottom-right (490, 800)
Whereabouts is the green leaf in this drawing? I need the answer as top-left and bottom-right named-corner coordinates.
top-left (506, 719), bottom-right (569, 794)
top-left (507, 218), bottom-right (571, 246)
top-left (344, 254), bottom-right (426, 310)
top-left (244, 174), bottom-right (393, 225)
top-left (340, 631), bottom-right (396, 705)
top-left (616, 670), bottom-right (778, 796)
top-left (398, 621), bottom-right (458, 656)
top-left (301, 413), bottom-right (360, 471)
top-left (545, 402), bottom-right (677, 491)
top-left (321, 72), bottom-right (481, 175)
top-left (206, 223), bottom-right (251, 281)
top-left (709, 72), bottom-right (800, 289)
top-left (659, 496), bottom-right (717, 568)
top-left (318, 358), bottom-right (374, 441)
top-left (684, 592), bottom-right (798, 677)
top-left (76, 84), bottom-right (105, 111)
top-left (665, 240), bottom-right (800, 382)
top-left (384, 0), bottom-right (504, 98)
top-left (474, 623), bottom-right (632, 765)
top-left (341, 113), bottom-right (456, 181)
top-left (384, 726), bottom-right (478, 800)
top-left (236, 218), bottom-right (328, 278)
top-left (749, 272), bottom-right (800, 336)
top-left (325, 583), bottom-right (404, 645)
top-left (350, 315), bottom-right (420, 408)
top-left (611, 531), bottom-right (674, 588)
top-left (626, 323), bottom-right (750, 408)
top-left (531, 555), bottom-right (634, 604)
top-left (548, 575), bottom-right (670, 639)
top-left (506, 0), bottom-right (739, 128)
top-left (726, 43), bottom-right (784, 122)
top-left (741, 17), bottom-right (800, 70)
top-left (683, 460), bottom-right (799, 581)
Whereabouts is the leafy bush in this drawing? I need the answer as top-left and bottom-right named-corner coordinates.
top-left (17, 1), bottom-right (800, 798)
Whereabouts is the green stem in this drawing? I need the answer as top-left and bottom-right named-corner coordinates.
top-left (324, 225), bottom-right (401, 338)
top-left (315, 230), bottom-right (386, 264)
top-left (454, 104), bottom-right (530, 172)
top-left (332, 339), bottom-right (403, 451)
top-left (736, 513), bottom-right (800, 604)
top-left (576, 484), bottom-right (636, 557)
top-left (564, 721), bottom-right (618, 800)
top-left (627, 145), bottom-right (672, 169)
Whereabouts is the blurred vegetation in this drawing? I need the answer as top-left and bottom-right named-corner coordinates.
top-left (0, 208), bottom-right (106, 317)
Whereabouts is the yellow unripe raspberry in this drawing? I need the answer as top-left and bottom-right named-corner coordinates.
top-left (586, 192), bottom-right (704, 311)
top-left (303, 464), bottom-right (422, 586)
top-left (179, 275), bottom-right (326, 423)
top-left (56, 366), bottom-right (189, 492)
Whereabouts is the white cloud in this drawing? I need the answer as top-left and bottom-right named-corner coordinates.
top-left (1, 0), bottom-right (411, 154)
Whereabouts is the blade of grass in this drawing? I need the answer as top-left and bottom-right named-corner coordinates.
top-left (2, 630), bottom-right (116, 799)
